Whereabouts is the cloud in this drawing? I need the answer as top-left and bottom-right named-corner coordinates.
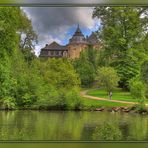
top-left (22, 7), bottom-right (100, 55)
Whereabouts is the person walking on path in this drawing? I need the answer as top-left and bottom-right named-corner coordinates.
top-left (109, 91), bottom-right (112, 100)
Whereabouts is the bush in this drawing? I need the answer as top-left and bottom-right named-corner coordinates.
top-left (0, 97), bottom-right (16, 110)
top-left (129, 79), bottom-right (146, 100)
top-left (129, 79), bottom-right (146, 109)
top-left (64, 88), bottom-right (83, 110)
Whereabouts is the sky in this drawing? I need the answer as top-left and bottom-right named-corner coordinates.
top-left (22, 7), bottom-right (100, 55)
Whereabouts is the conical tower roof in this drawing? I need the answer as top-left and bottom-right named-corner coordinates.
top-left (69, 24), bottom-right (87, 44)
top-left (73, 24), bottom-right (84, 36)
top-left (87, 32), bottom-right (100, 45)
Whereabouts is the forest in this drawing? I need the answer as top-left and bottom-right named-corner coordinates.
top-left (0, 7), bottom-right (148, 111)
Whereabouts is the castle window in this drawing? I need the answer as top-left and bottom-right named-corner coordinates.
top-left (59, 51), bottom-right (62, 55)
top-left (63, 51), bottom-right (68, 57)
top-left (55, 51), bottom-right (59, 55)
top-left (42, 50), bottom-right (48, 55)
top-left (50, 51), bottom-right (54, 55)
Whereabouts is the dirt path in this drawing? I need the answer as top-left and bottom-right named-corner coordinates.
top-left (81, 90), bottom-right (148, 106)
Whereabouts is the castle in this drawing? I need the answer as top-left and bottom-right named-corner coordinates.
top-left (39, 25), bottom-right (100, 59)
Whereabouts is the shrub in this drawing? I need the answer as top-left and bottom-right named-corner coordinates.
top-left (129, 79), bottom-right (146, 110)
top-left (0, 97), bottom-right (16, 110)
top-left (64, 88), bottom-right (83, 110)
top-left (129, 79), bottom-right (146, 100)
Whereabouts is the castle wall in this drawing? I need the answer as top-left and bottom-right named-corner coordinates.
top-left (67, 44), bottom-right (87, 59)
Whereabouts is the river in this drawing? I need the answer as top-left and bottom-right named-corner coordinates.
top-left (0, 111), bottom-right (148, 141)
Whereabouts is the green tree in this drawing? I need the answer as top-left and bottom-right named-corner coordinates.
top-left (73, 51), bottom-right (95, 87)
top-left (129, 79), bottom-right (146, 110)
top-left (141, 60), bottom-right (148, 84)
top-left (0, 57), bottom-right (16, 109)
top-left (96, 67), bottom-right (120, 97)
top-left (111, 55), bottom-right (140, 89)
top-left (33, 58), bottom-right (82, 110)
top-left (40, 58), bottom-right (80, 89)
top-left (141, 59), bottom-right (148, 99)
top-left (93, 7), bottom-right (148, 89)
top-left (86, 45), bottom-right (98, 70)
top-left (19, 9), bottom-right (37, 51)
top-left (93, 7), bottom-right (148, 61)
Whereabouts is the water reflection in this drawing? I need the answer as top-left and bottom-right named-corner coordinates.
top-left (0, 111), bottom-right (148, 141)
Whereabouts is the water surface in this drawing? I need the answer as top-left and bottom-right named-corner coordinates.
top-left (0, 111), bottom-right (148, 141)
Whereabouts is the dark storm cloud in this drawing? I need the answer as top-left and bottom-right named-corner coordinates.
top-left (23, 7), bottom-right (96, 36)
top-left (22, 7), bottom-right (99, 55)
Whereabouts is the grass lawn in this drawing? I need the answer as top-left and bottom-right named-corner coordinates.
top-left (82, 97), bottom-right (128, 108)
top-left (87, 88), bottom-right (141, 103)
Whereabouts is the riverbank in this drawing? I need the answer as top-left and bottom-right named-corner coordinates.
top-left (1, 101), bottom-right (147, 115)
top-left (0, 88), bottom-right (147, 115)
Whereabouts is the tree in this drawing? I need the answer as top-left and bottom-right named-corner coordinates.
top-left (86, 45), bottom-right (98, 70)
top-left (19, 9), bottom-right (37, 51)
top-left (96, 67), bottom-right (119, 97)
top-left (93, 7), bottom-right (148, 89)
top-left (129, 79), bottom-right (146, 110)
top-left (141, 59), bottom-right (148, 99)
top-left (141, 60), bottom-right (148, 84)
top-left (111, 55), bottom-right (140, 89)
top-left (0, 56), bottom-right (16, 109)
top-left (93, 7), bottom-right (148, 61)
top-left (40, 58), bottom-right (80, 89)
top-left (73, 51), bottom-right (96, 87)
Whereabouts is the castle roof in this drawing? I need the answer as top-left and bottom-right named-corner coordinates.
top-left (73, 24), bottom-right (84, 37)
top-left (42, 41), bottom-right (67, 51)
top-left (87, 32), bottom-right (100, 45)
top-left (69, 25), bottom-right (87, 44)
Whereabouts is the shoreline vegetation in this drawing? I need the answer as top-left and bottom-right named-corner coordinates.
top-left (0, 88), bottom-right (148, 115)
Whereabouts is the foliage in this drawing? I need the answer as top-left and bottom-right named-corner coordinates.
top-left (31, 59), bottom-right (81, 110)
top-left (92, 122), bottom-right (122, 140)
top-left (93, 7), bottom-right (148, 61)
top-left (111, 55), bottom-right (140, 89)
top-left (96, 67), bottom-right (120, 94)
top-left (93, 7), bottom-right (148, 89)
top-left (129, 79), bottom-right (146, 110)
top-left (64, 88), bottom-right (82, 110)
top-left (141, 60), bottom-right (148, 85)
top-left (86, 45), bottom-right (98, 70)
top-left (19, 9), bottom-right (37, 51)
top-left (130, 79), bottom-right (146, 100)
top-left (0, 56), bottom-right (16, 109)
top-left (73, 51), bottom-right (96, 87)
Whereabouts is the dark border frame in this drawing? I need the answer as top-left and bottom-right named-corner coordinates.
top-left (0, 1), bottom-right (148, 147)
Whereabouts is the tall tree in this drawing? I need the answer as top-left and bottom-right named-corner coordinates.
top-left (93, 7), bottom-right (148, 89)
top-left (93, 7), bottom-right (148, 61)
top-left (19, 9), bottom-right (37, 51)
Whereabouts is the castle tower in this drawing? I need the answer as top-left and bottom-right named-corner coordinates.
top-left (67, 25), bottom-right (88, 59)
